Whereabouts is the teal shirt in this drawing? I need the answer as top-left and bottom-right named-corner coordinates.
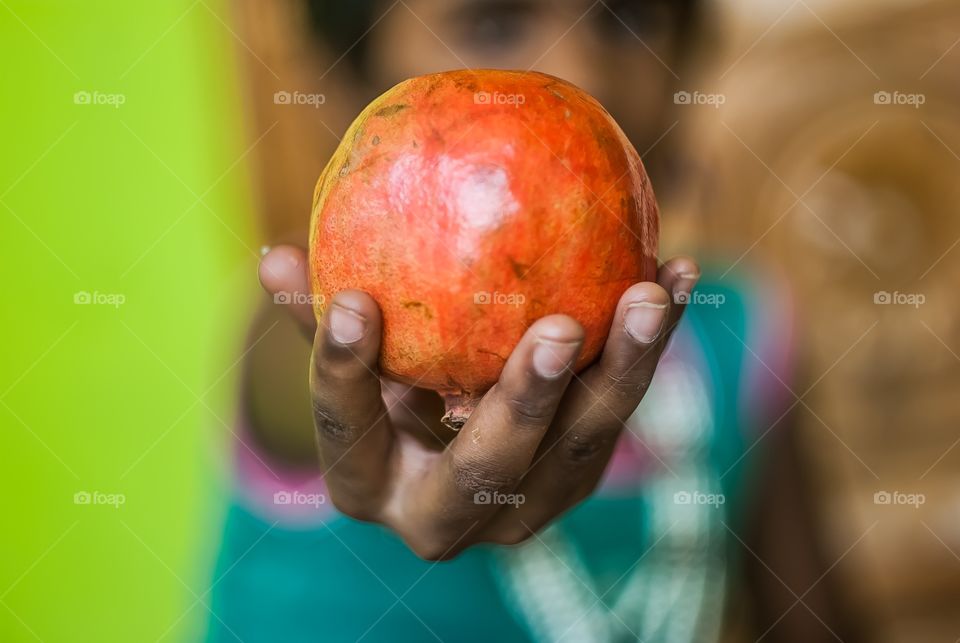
top-left (207, 275), bottom-right (786, 643)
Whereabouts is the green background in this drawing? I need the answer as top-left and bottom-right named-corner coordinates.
top-left (1, 1), bottom-right (256, 640)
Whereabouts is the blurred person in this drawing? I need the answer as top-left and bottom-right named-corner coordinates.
top-left (209, 1), bottom-right (864, 641)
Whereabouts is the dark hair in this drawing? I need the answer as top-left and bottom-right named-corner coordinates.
top-left (304, 0), bottom-right (703, 76)
top-left (304, 1), bottom-right (381, 74)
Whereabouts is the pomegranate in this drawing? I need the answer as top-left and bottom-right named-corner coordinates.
top-left (309, 70), bottom-right (658, 429)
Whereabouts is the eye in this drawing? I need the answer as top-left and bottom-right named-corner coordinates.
top-left (599, 0), bottom-right (674, 39)
top-left (448, 0), bottom-right (538, 53)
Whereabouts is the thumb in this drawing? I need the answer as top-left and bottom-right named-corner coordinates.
top-left (258, 245), bottom-right (318, 338)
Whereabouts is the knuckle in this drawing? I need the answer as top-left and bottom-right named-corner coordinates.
top-left (311, 400), bottom-right (360, 444)
top-left (328, 490), bottom-right (374, 522)
top-left (407, 536), bottom-right (461, 562)
top-left (452, 457), bottom-right (520, 499)
top-left (603, 367), bottom-right (653, 397)
top-left (495, 527), bottom-right (534, 546)
top-left (505, 393), bottom-right (557, 429)
top-left (561, 429), bottom-right (614, 467)
top-left (317, 358), bottom-right (374, 387)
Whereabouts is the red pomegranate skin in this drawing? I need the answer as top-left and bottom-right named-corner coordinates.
top-left (310, 69), bottom-right (658, 427)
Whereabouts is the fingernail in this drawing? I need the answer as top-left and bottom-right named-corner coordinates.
top-left (259, 245), bottom-right (272, 257)
top-left (624, 302), bottom-right (667, 343)
top-left (532, 338), bottom-right (580, 378)
top-left (674, 271), bottom-right (700, 304)
top-left (328, 304), bottom-right (366, 344)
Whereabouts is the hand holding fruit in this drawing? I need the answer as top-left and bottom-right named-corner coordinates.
top-left (260, 246), bottom-right (698, 559)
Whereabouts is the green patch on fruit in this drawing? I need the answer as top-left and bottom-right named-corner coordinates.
top-left (402, 300), bottom-right (433, 319)
top-left (375, 103), bottom-right (410, 118)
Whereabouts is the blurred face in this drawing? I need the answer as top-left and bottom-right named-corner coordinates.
top-left (363, 0), bottom-right (688, 173)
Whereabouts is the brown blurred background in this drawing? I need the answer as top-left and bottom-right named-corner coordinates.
top-left (699, 1), bottom-right (960, 640)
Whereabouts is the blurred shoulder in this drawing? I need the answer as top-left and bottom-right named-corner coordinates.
top-left (682, 258), bottom-right (796, 434)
